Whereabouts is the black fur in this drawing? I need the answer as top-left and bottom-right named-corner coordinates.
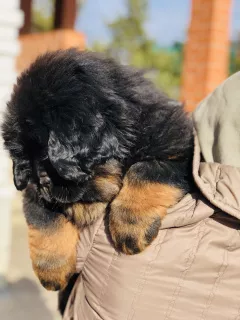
top-left (23, 184), bottom-right (64, 229)
top-left (1, 49), bottom-right (194, 310)
top-left (2, 48), bottom-right (193, 210)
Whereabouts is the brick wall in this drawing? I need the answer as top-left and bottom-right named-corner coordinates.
top-left (181, 0), bottom-right (232, 112)
top-left (17, 29), bottom-right (85, 73)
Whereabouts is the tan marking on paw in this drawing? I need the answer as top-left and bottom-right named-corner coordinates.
top-left (109, 179), bottom-right (183, 254)
top-left (28, 216), bottom-right (79, 291)
top-left (66, 202), bottom-right (107, 228)
top-left (93, 160), bottom-right (122, 201)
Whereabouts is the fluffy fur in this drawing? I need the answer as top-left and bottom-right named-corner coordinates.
top-left (2, 49), bottom-right (194, 297)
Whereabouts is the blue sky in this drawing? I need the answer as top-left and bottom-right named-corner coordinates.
top-left (76, 0), bottom-right (240, 46)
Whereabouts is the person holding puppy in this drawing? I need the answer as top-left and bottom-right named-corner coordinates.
top-left (61, 72), bottom-right (240, 320)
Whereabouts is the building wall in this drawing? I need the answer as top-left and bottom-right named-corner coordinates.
top-left (17, 29), bottom-right (85, 72)
top-left (181, 0), bottom-right (232, 112)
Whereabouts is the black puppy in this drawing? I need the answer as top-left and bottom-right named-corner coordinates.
top-left (2, 48), bottom-right (193, 291)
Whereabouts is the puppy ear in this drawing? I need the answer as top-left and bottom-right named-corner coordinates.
top-left (48, 130), bottom-right (87, 183)
top-left (13, 159), bottom-right (31, 190)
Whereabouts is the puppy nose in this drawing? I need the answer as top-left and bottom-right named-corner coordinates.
top-left (39, 172), bottom-right (51, 186)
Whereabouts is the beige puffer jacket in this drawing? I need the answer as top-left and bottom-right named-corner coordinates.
top-left (64, 73), bottom-right (240, 320)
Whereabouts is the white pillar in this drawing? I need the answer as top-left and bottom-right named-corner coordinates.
top-left (0, 0), bottom-right (23, 290)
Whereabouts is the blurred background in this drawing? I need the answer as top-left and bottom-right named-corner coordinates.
top-left (0, 0), bottom-right (239, 319)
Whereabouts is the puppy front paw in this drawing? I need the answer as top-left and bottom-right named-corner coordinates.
top-left (109, 203), bottom-right (162, 254)
top-left (28, 216), bottom-right (79, 291)
top-left (93, 159), bottom-right (122, 202)
top-left (65, 202), bottom-right (107, 228)
top-left (109, 180), bottom-right (183, 254)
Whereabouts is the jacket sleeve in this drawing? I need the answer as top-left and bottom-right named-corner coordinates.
top-left (76, 216), bottom-right (103, 273)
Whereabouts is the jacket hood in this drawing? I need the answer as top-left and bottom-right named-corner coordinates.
top-left (192, 72), bottom-right (240, 220)
top-left (192, 133), bottom-right (240, 220)
top-left (163, 73), bottom-right (240, 228)
top-left (64, 76), bottom-right (240, 320)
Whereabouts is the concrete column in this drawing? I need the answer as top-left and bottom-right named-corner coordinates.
top-left (0, 0), bottom-right (23, 290)
top-left (181, 0), bottom-right (232, 112)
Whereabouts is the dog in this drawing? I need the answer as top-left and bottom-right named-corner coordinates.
top-left (2, 48), bottom-right (194, 292)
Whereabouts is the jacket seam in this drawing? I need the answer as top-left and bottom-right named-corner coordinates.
top-left (98, 250), bottom-right (118, 309)
top-left (200, 226), bottom-right (238, 320)
top-left (163, 219), bottom-right (207, 320)
top-left (127, 229), bottom-right (169, 320)
top-left (81, 218), bottom-right (105, 274)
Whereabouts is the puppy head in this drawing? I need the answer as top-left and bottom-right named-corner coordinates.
top-left (2, 49), bottom-right (137, 203)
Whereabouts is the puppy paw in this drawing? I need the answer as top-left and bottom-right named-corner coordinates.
top-left (93, 159), bottom-right (122, 202)
top-left (63, 159), bottom-right (122, 228)
top-left (109, 179), bottom-right (183, 254)
top-left (28, 216), bottom-right (79, 291)
top-left (65, 202), bottom-right (107, 228)
top-left (109, 204), bottom-right (162, 254)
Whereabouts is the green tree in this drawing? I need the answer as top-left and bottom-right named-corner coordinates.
top-left (32, 0), bottom-right (86, 33)
top-left (93, 0), bottom-right (182, 98)
top-left (108, 0), bottom-right (155, 67)
top-left (31, 0), bottom-right (55, 32)
top-left (32, 10), bottom-right (54, 32)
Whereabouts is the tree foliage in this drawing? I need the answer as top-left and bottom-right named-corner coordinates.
top-left (32, 10), bottom-right (54, 32)
top-left (229, 49), bottom-right (240, 75)
top-left (31, 0), bottom-right (55, 32)
top-left (91, 0), bottom-right (182, 99)
top-left (31, 0), bottom-right (85, 32)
